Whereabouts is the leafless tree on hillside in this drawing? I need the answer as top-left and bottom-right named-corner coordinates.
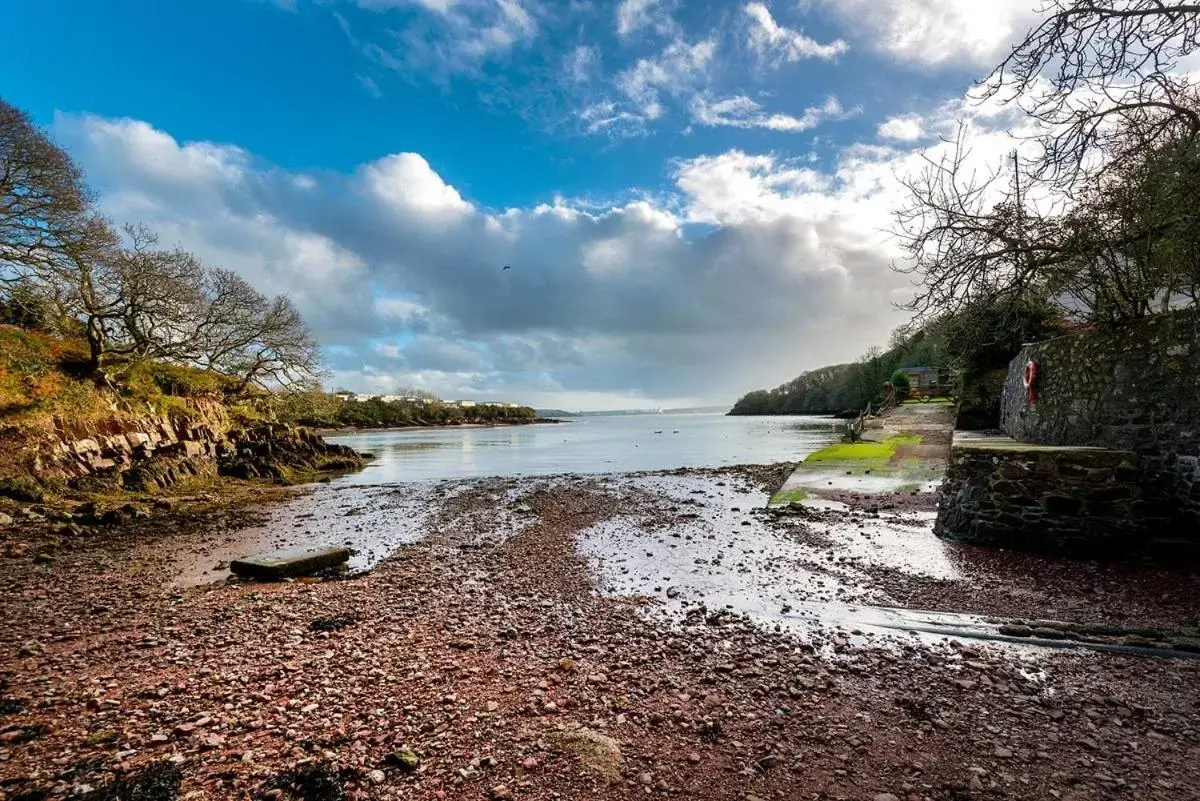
top-left (193, 268), bottom-right (323, 393)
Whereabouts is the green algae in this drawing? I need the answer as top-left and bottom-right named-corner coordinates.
top-left (803, 435), bottom-right (922, 467)
top-left (768, 487), bottom-right (808, 505)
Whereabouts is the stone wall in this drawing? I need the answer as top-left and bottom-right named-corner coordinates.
top-left (1000, 308), bottom-right (1200, 528)
top-left (935, 437), bottom-right (1192, 559)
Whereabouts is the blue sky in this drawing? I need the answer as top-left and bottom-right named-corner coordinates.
top-left (1, 0), bottom-right (1040, 409)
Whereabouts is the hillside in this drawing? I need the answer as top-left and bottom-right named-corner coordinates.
top-left (728, 330), bottom-right (944, 416)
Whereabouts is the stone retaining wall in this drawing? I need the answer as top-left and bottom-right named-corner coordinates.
top-left (1000, 309), bottom-right (1200, 528)
top-left (934, 437), bottom-right (1192, 559)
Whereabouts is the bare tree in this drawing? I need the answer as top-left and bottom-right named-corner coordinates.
top-left (895, 2), bottom-right (1200, 326)
top-left (1, 97), bottom-right (324, 392)
top-left (983, 1), bottom-right (1200, 189)
top-left (112, 224), bottom-right (207, 360)
top-left (0, 99), bottom-right (94, 278)
top-left (193, 268), bottom-right (323, 393)
top-left (893, 127), bottom-right (1071, 319)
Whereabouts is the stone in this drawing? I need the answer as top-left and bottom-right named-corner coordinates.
top-left (229, 545), bottom-right (350, 580)
top-left (386, 748), bottom-right (420, 772)
top-left (874, 794), bottom-right (901, 801)
top-left (365, 770), bottom-right (385, 785)
top-left (993, 746), bottom-right (1014, 759)
top-left (550, 727), bottom-right (622, 782)
top-left (0, 512), bottom-right (11, 526)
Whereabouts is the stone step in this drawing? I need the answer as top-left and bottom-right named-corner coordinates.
top-left (935, 433), bottom-right (1163, 557)
top-left (230, 545), bottom-right (350, 580)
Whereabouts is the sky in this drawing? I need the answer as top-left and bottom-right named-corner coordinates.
top-left (0, 0), bottom-right (1044, 410)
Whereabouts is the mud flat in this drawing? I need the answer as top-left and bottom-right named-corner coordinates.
top-left (2, 463), bottom-right (1200, 800)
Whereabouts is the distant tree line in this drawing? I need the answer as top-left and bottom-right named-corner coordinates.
top-left (729, 329), bottom-right (945, 415)
top-left (0, 98), bottom-right (320, 393)
top-left (730, 295), bottom-right (1065, 417)
top-left (271, 391), bottom-right (538, 429)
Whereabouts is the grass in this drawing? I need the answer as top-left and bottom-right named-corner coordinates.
top-left (0, 326), bottom-right (98, 422)
top-left (803, 435), bottom-right (923, 467)
top-left (0, 325), bottom-right (243, 429)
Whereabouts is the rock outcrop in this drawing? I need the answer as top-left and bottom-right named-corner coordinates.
top-left (10, 399), bottom-right (364, 493)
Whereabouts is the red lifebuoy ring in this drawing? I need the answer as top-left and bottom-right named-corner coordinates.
top-left (1023, 360), bottom-right (1039, 403)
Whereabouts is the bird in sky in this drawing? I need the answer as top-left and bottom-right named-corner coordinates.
top-left (503, 265), bottom-right (511, 271)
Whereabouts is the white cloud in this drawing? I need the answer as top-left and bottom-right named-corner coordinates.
top-left (816, 0), bottom-right (1037, 66)
top-left (358, 153), bottom-right (473, 221)
top-left (615, 0), bottom-right (679, 39)
top-left (53, 96), bottom-right (1041, 408)
top-left (878, 114), bottom-right (924, 141)
top-left (744, 2), bottom-right (848, 63)
top-left (356, 74), bottom-right (383, 98)
top-left (616, 38), bottom-right (716, 121)
top-left (565, 44), bottom-right (601, 83)
top-left (579, 101), bottom-right (646, 135)
top-left (355, 0), bottom-right (539, 78)
top-left (691, 94), bottom-right (858, 132)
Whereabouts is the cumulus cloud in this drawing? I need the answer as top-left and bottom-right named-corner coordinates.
top-left (51, 99), bottom-right (1038, 408)
top-left (744, 2), bottom-right (848, 64)
top-left (691, 94), bottom-right (858, 133)
top-left (815, 0), bottom-right (1037, 67)
top-left (878, 114), bottom-right (924, 141)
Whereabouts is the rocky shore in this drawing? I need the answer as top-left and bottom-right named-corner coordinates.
top-left (2, 465), bottom-right (1199, 800)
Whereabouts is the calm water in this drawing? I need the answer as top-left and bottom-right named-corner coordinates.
top-left (327, 413), bottom-right (837, 483)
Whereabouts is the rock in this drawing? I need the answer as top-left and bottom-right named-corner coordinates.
top-left (229, 545), bottom-right (350, 580)
top-left (993, 746), bottom-right (1014, 759)
top-left (550, 727), bottom-right (622, 782)
top-left (0, 512), bottom-right (12, 526)
top-left (489, 785), bottom-right (512, 799)
top-left (999, 624), bottom-right (1034, 638)
top-left (365, 769), bottom-right (385, 785)
top-left (874, 795), bottom-right (901, 801)
top-left (386, 748), bottom-right (420, 772)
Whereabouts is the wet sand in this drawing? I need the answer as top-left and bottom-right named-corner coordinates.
top-left (3, 465), bottom-right (1200, 800)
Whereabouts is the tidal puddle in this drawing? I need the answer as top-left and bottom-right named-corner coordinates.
top-left (576, 473), bottom-right (966, 645)
top-left (172, 482), bottom-right (445, 585)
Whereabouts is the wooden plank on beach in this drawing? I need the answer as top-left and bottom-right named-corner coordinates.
top-left (229, 545), bottom-right (350, 580)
